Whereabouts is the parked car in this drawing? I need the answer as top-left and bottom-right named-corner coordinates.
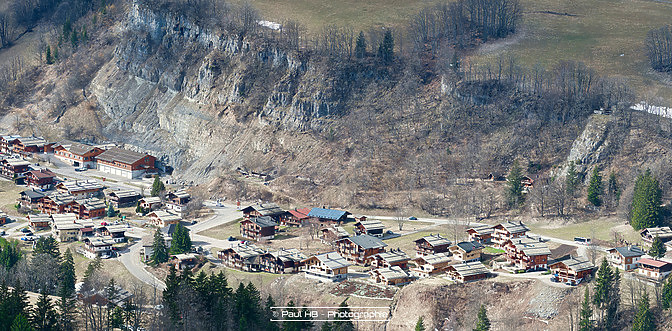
top-left (75, 167), bottom-right (87, 172)
top-left (0, 230), bottom-right (6, 236)
top-left (228, 236), bottom-right (236, 241)
top-left (21, 228), bottom-right (31, 233)
top-left (408, 216), bottom-right (418, 220)
top-left (100, 222), bottom-right (108, 226)
top-left (20, 235), bottom-right (36, 241)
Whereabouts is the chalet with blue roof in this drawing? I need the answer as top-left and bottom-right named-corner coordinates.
top-left (308, 207), bottom-right (350, 225)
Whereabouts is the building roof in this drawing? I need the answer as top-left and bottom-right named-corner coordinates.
top-left (172, 253), bottom-right (197, 261)
top-left (608, 246), bottom-right (646, 258)
top-left (467, 224), bottom-right (495, 235)
top-left (453, 241), bottom-right (485, 253)
top-left (270, 248), bottom-right (308, 262)
top-left (85, 238), bottom-right (115, 246)
top-left (343, 234), bottom-right (387, 250)
top-left (305, 252), bottom-right (351, 270)
top-left (167, 190), bottom-right (191, 200)
top-left (415, 253), bottom-right (451, 265)
top-left (96, 147), bottom-right (151, 165)
top-left (371, 266), bottom-right (410, 280)
top-left (28, 214), bottom-right (51, 222)
top-left (1, 135), bottom-right (21, 142)
top-left (140, 196), bottom-right (162, 204)
top-left (356, 219), bottom-right (385, 231)
top-left (242, 203), bottom-right (286, 217)
top-left (46, 193), bottom-right (76, 206)
top-left (308, 208), bottom-right (348, 221)
top-left (58, 180), bottom-right (104, 193)
top-left (224, 243), bottom-right (265, 260)
top-left (638, 258), bottom-right (672, 268)
top-left (288, 207), bottom-right (312, 219)
top-left (51, 213), bottom-right (78, 223)
top-left (149, 210), bottom-right (182, 223)
top-left (448, 261), bottom-right (489, 277)
top-left (17, 136), bottom-right (48, 147)
top-left (245, 216), bottom-right (278, 228)
top-left (27, 169), bottom-right (57, 179)
top-left (550, 256), bottom-right (595, 272)
top-left (415, 234), bottom-right (452, 247)
top-left (21, 190), bottom-right (45, 199)
top-left (321, 225), bottom-right (350, 238)
top-left (497, 221), bottom-right (530, 234)
top-left (641, 227), bottom-right (672, 240)
top-left (373, 250), bottom-right (410, 264)
top-left (509, 238), bottom-right (551, 256)
top-left (108, 190), bottom-right (142, 199)
top-left (53, 221), bottom-right (83, 230)
top-left (161, 224), bottom-right (177, 236)
top-left (57, 141), bottom-right (100, 155)
top-left (4, 158), bottom-right (30, 167)
top-left (78, 198), bottom-right (107, 210)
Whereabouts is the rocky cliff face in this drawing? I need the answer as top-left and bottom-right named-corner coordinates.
top-left (89, 2), bottom-right (345, 181)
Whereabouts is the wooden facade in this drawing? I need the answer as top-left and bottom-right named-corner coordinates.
top-left (240, 216), bottom-right (278, 241)
top-left (335, 234), bottom-right (387, 265)
top-left (414, 234), bottom-right (452, 257)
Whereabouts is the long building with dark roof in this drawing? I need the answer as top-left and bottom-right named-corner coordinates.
top-left (95, 147), bottom-right (156, 179)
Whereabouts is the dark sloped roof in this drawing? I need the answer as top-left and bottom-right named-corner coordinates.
top-left (455, 241), bottom-right (485, 253)
top-left (345, 234), bottom-right (387, 249)
top-left (21, 190), bottom-right (45, 199)
top-left (249, 216), bottom-right (278, 228)
top-left (308, 208), bottom-right (348, 220)
top-left (96, 147), bottom-right (149, 165)
top-left (609, 246), bottom-right (645, 257)
top-left (65, 142), bottom-right (99, 155)
top-left (242, 203), bottom-right (285, 216)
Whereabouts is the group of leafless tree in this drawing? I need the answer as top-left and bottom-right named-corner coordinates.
top-left (646, 25), bottom-right (672, 72)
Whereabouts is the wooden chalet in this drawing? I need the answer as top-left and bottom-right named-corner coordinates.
top-left (97, 225), bottom-right (127, 243)
top-left (259, 248), bottom-right (307, 274)
top-left (640, 227), bottom-right (672, 247)
top-left (549, 256), bottom-right (595, 285)
top-left (218, 243), bottom-right (265, 272)
top-left (53, 141), bottom-right (104, 168)
top-left (449, 241), bottom-right (485, 262)
top-left (240, 216), bottom-right (278, 241)
top-left (38, 193), bottom-right (76, 215)
top-left (492, 221), bottom-right (529, 247)
top-left (51, 213), bottom-right (78, 224)
top-left (25, 169), bottom-right (57, 191)
top-left (607, 246), bottom-right (645, 271)
top-left (165, 190), bottom-right (191, 214)
top-left (335, 234), bottom-right (387, 265)
top-left (411, 253), bottom-right (452, 278)
top-left (446, 261), bottom-right (490, 283)
top-left (147, 210), bottom-right (182, 227)
top-left (82, 237), bottom-right (114, 259)
top-left (171, 254), bottom-right (198, 270)
top-left (354, 219), bottom-right (385, 237)
top-left (466, 225), bottom-right (495, 244)
top-left (95, 147), bottom-right (156, 179)
top-left (0, 135), bottom-right (21, 153)
top-left (370, 249), bottom-right (411, 269)
top-left (18, 190), bottom-right (45, 209)
top-left (139, 197), bottom-right (162, 211)
top-left (637, 258), bottom-right (672, 281)
top-left (12, 136), bottom-right (51, 156)
top-left (414, 234), bottom-right (452, 257)
top-left (0, 158), bottom-right (31, 180)
top-left (56, 180), bottom-right (104, 199)
top-left (307, 207), bottom-right (350, 225)
top-left (69, 198), bottom-right (106, 219)
top-left (107, 190), bottom-right (142, 208)
top-left (302, 252), bottom-right (350, 283)
top-left (504, 238), bottom-right (551, 271)
top-left (369, 266), bottom-right (413, 286)
top-left (52, 222), bottom-right (83, 242)
top-left (241, 202), bottom-right (287, 222)
top-left (283, 207), bottom-right (312, 227)
top-left (320, 225), bottom-right (350, 244)
top-left (28, 214), bottom-right (51, 231)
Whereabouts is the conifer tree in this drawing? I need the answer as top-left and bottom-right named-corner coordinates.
top-left (473, 304), bottom-right (490, 331)
top-left (579, 288), bottom-right (593, 331)
top-left (355, 31), bottom-right (366, 58)
top-left (332, 299), bottom-right (354, 331)
top-left (33, 236), bottom-right (60, 260)
top-left (607, 172), bottom-right (621, 207)
top-left (630, 169), bottom-right (663, 230)
top-left (264, 295), bottom-right (280, 331)
top-left (55, 287), bottom-right (77, 331)
top-left (163, 265), bottom-right (181, 326)
top-left (135, 201), bottom-right (144, 215)
top-left (415, 316), bottom-right (426, 331)
top-left (45, 46), bottom-right (53, 65)
top-left (10, 314), bottom-right (33, 331)
top-left (53, 47), bottom-right (58, 61)
top-left (151, 176), bottom-right (165, 197)
top-left (0, 238), bottom-right (22, 270)
top-left (106, 204), bottom-right (116, 218)
top-left (150, 228), bottom-right (169, 266)
top-left (649, 236), bottom-right (667, 259)
top-left (70, 29), bottom-right (78, 48)
top-left (587, 167), bottom-right (603, 207)
top-left (566, 161), bottom-right (581, 197)
top-left (378, 30), bottom-right (394, 64)
top-left (30, 290), bottom-right (57, 331)
top-left (632, 292), bottom-right (654, 331)
top-left (506, 160), bottom-right (524, 207)
top-left (662, 276), bottom-right (672, 310)
top-left (58, 249), bottom-right (76, 297)
top-left (170, 223), bottom-right (192, 254)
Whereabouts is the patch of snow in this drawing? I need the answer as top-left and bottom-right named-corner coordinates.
top-left (631, 102), bottom-right (672, 119)
top-left (258, 20), bottom-right (281, 31)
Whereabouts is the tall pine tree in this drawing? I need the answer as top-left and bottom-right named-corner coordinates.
top-left (663, 276), bottom-right (672, 310)
top-left (579, 288), bottom-right (593, 331)
top-left (649, 236), bottom-right (667, 259)
top-left (566, 161), bottom-right (581, 197)
top-left (473, 304), bottom-right (490, 331)
top-left (632, 292), bottom-right (654, 331)
top-left (151, 176), bottom-right (165, 197)
top-left (587, 167), bottom-right (603, 207)
top-left (355, 31), bottom-right (366, 58)
top-left (30, 290), bottom-right (57, 331)
top-left (332, 299), bottom-right (355, 331)
top-left (415, 316), bottom-right (426, 331)
top-left (58, 249), bottom-right (76, 297)
top-left (378, 30), bottom-right (394, 64)
top-left (150, 229), bottom-right (169, 266)
top-left (630, 169), bottom-right (663, 230)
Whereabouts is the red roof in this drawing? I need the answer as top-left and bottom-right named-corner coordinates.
top-left (288, 208), bottom-right (311, 219)
top-left (638, 258), bottom-right (671, 268)
top-left (28, 169), bottom-right (57, 179)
